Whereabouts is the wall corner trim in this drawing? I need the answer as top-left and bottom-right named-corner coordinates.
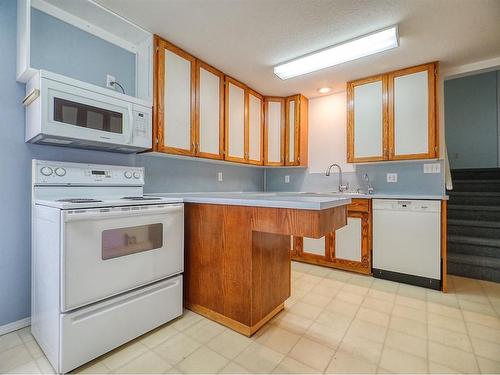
top-left (0, 317), bottom-right (31, 336)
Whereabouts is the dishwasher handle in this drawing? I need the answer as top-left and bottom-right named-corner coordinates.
top-left (372, 199), bottom-right (441, 212)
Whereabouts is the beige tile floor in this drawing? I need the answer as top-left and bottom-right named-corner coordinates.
top-left (1, 262), bottom-right (500, 374)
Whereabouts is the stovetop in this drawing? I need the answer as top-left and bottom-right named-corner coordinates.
top-left (36, 196), bottom-right (183, 210)
top-left (57, 198), bottom-right (104, 203)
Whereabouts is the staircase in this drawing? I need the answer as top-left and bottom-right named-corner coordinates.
top-left (447, 168), bottom-right (500, 282)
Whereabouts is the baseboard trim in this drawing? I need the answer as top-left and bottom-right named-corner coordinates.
top-left (0, 317), bottom-right (31, 336)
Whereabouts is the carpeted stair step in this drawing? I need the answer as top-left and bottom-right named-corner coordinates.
top-left (451, 168), bottom-right (500, 180)
top-left (448, 204), bottom-right (500, 221)
top-left (447, 253), bottom-right (500, 283)
top-left (451, 179), bottom-right (500, 192)
top-left (448, 234), bottom-right (500, 257)
top-left (448, 219), bottom-right (500, 239)
top-left (447, 192), bottom-right (500, 206)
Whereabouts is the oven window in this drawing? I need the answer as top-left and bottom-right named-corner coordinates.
top-left (54, 97), bottom-right (123, 134)
top-left (102, 223), bottom-right (163, 260)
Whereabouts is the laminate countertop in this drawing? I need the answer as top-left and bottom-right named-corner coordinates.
top-left (149, 192), bottom-right (351, 210)
top-left (148, 191), bottom-right (448, 210)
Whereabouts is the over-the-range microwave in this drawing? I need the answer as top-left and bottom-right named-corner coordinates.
top-left (24, 70), bottom-right (152, 153)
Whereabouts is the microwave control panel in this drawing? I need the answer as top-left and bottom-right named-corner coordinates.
top-left (133, 111), bottom-right (149, 136)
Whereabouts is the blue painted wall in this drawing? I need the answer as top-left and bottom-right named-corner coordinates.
top-left (140, 155), bottom-right (263, 193)
top-left (265, 161), bottom-right (445, 196)
top-left (0, 0), bottom-right (263, 328)
top-left (31, 8), bottom-right (136, 96)
top-left (445, 71), bottom-right (498, 169)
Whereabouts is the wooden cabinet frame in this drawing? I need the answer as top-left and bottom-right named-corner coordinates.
top-left (285, 94), bottom-right (308, 167)
top-left (246, 88), bottom-right (264, 165)
top-left (347, 62), bottom-right (439, 163)
top-left (154, 35), bottom-right (197, 155)
top-left (224, 76), bottom-right (247, 163)
top-left (264, 97), bottom-right (285, 166)
top-left (224, 77), bottom-right (264, 165)
top-left (195, 60), bottom-right (225, 160)
top-left (292, 199), bottom-right (372, 275)
top-left (347, 75), bottom-right (389, 163)
top-left (153, 35), bottom-right (307, 167)
top-left (388, 62), bottom-right (438, 160)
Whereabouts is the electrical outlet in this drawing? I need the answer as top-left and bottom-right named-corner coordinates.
top-left (387, 173), bottom-right (398, 183)
top-left (284, 175), bottom-right (290, 184)
top-left (424, 163), bottom-right (441, 174)
top-left (217, 172), bottom-right (223, 182)
top-left (106, 74), bottom-right (116, 89)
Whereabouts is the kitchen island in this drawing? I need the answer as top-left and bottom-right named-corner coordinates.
top-left (176, 193), bottom-right (351, 336)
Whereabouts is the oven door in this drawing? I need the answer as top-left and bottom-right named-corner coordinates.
top-left (60, 204), bottom-right (183, 312)
top-left (43, 77), bottom-right (133, 146)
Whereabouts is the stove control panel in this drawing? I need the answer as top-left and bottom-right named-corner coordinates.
top-left (33, 160), bottom-right (144, 185)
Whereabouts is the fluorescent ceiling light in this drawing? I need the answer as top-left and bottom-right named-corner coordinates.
top-left (274, 25), bottom-right (399, 80)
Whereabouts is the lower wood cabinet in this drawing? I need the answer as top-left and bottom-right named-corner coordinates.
top-left (292, 198), bottom-right (372, 274)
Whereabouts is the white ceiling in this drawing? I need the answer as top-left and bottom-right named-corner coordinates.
top-left (95, 0), bottom-right (500, 98)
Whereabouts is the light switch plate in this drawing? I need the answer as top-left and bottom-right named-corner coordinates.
top-left (424, 163), bottom-right (441, 173)
top-left (284, 175), bottom-right (290, 184)
top-left (217, 172), bottom-right (223, 182)
top-left (387, 173), bottom-right (398, 183)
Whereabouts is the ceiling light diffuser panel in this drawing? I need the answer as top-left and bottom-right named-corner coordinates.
top-left (274, 25), bottom-right (399, 80)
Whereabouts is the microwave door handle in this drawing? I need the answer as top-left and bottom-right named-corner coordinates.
top-left (126, 107), bottom-right (134, 145)
top-left (62, 204), bottom-right (183, 222)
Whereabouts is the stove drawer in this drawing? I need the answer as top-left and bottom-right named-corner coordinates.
top-left (58, 275), bottom-right (182, 373)
top-left (61, 203), bottom-right (184, 311)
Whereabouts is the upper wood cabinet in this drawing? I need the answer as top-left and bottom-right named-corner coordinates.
top-left (225, 77), bottom-right (247, 163)
top-left (154, 37), bottom-right (196, 155)
top-left (196, 61), bottom-right (224, 159)
top-left (347, 62), bottom-right (438, 163)
top-left (347, 75), bottom-right (388, 162)
top-left (285, 94), bottom-right (308, 167)
top-left (247, 89), bottom-right (264, 165)
top-left (225, 77), bottom-right (264, 165)
top-left (153, 35), bottom-right (307, 167)
top-left (264, 97), bottom-right (285, 166)
top-left (388, 63), bottom-right (437, 160)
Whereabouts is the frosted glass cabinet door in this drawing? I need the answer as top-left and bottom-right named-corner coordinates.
top-left (390, 63), bottom-right (437, 159)
top-left (225, 80), bottom-right (246, 161)
top-left (197, 62), bottom-right (223, 159)
top-left (265, 98), bottom-right (284, 165)
top-left (286, 98), bottom-right (297, 165)
top-left (248, 91), bottom-right (263, 164)
top-left (335, 217), bottom-right (362, 262)
top-left (303, 237), bottom-right (326, 256)
top-left (163, 49), bottom-right (195, 153)
top-left (348, 77), bottom-right (386, 162)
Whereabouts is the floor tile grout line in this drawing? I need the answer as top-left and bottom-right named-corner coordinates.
top-left (374, 282), bottom-right (399, 374)
top-left (321, 277), bottom-right (374, 373)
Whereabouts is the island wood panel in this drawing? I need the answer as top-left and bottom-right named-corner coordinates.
top-left (251, 232), bottom-right (291, 325)
top-left (184, 203), bottom-right (348, 336)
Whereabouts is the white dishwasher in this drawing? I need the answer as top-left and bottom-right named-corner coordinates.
top-left (373, 199), bottom-right (441, 290)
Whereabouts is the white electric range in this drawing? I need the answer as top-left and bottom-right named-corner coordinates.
top-left (31, 160), bottom-right (184, 373)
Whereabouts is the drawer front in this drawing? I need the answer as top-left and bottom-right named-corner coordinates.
top-left (59, 276), bottom-right (182, 373)
top-left (348, 198), bottom-right (370, 213)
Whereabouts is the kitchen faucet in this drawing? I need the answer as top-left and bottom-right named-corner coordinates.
top-left (325, 163), bottom-right (349, 192)
top-left (364, 173), bottom-right (375, 195)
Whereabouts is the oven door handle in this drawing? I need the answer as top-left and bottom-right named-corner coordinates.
top-left (62, 204), bottom-right (183, 222)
